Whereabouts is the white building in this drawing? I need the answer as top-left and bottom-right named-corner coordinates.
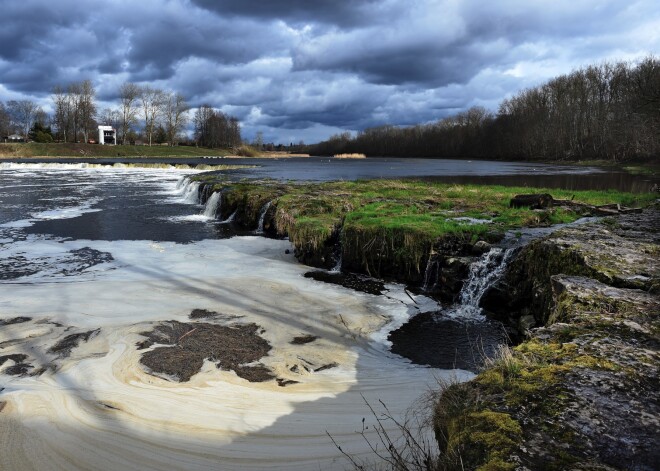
top-left (98, 126), bottom-right (116, 145)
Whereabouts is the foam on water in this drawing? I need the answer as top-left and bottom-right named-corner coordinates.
top-left (0, 166), bottom-right (474, 470)
top-left (0, 235), bottom-right (462, 470)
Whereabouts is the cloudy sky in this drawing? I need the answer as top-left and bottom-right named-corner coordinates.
top-left (1, 0), bottom-right (658, 143)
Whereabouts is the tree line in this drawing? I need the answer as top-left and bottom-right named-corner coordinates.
top-left (1, 81), bottom-right (242, 148)
top-left (309, 57), bottom-right (659, 162)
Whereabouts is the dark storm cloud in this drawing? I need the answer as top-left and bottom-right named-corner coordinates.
top-left (0, 0), bottom-right (658, 142)
top-left (190, 0), bottom-right (378, 25)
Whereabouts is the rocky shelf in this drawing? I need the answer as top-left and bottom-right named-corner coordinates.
top-left (432, 208), bottom-right (659, 470)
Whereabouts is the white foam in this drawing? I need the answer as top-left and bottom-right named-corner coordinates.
top-left (0, 165), bottom-right (474, 470)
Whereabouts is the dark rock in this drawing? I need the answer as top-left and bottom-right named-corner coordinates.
top-left (471, 240), bottom-right (491, 255)
top-left (510, 193), bottom-right (554, 209)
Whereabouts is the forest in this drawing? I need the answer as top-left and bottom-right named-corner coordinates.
top-left (309, 57), bottom-right (659, 162)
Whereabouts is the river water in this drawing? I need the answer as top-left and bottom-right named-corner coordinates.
top-left (0, 159), bottom-right (652, 470)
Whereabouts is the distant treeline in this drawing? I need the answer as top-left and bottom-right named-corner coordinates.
top-left (1, 81), bottom-right (242, 149)
top-left (309, 57), bottom-right (659, 162)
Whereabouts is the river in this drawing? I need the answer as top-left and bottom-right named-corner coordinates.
top-left (0, 159), bottom-right (652, 470)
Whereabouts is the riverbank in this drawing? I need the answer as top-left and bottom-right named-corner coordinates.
top-left (187, 176), bottom-right (655, 297)
top-left (433, 208), bottom-right (659, 470)
top-left (0, 143), bottom-right (309, 159)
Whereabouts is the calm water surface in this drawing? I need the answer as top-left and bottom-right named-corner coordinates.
top-left (3, 156), bottom-right (655, 191)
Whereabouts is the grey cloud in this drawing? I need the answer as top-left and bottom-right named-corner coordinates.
top-left (189, 0), bottom-right (378, 25)
top-left (0, 0), bottom-right (658, 143)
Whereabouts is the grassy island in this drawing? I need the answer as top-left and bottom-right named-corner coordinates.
top-left (190, 175), bottom-right (655, 284)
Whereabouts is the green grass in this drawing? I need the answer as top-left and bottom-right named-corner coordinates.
top-left (192, 177), bottom-right (655, 242)
top-left (189, 176), bottom-right (655, 277)
top-left (0, 142), bottom-right (232, 158)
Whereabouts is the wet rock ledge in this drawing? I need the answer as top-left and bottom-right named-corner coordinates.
top-left (189, 176), bottom-right (654, 298)
top-left (433, 208), bottom-right (659, 470)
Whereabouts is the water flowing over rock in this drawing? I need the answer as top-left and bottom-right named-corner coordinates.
top-left (182, 180), bottom-right (201, 204)
top-left (202, 192), bottom-right (221, 218)
top-left (256, 201), bottom-right (272, 233)
top-left (450, 247), bottom-right (515, 319)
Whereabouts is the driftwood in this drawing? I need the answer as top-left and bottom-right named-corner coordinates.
top-left (511, 194), bottom-right (642, 216)
top-left (510, 194), bottom-right (554, 209)
top-left (552, 199), bottom-right (642, 216)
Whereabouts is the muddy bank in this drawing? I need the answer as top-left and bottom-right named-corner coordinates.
top-left (432, 208), bottom-right (659, 470)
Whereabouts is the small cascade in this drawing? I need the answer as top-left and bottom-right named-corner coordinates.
top-left (220, 210), bottom-right (237, 224)
top-left (448, 247), bottom-right (514, 320)
top-left (255, 201), bottom-right (272, 233)
top-left (422, 256), bottom-right (439, 292)
top-left (181, 180), bottom-right (202, 204)
top-left (202, 192), bottom-right (222, 218)
top-left (331, 251), bottom-right (342, 273)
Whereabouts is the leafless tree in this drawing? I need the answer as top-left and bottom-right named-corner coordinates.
top-left (7, 100), bottom-right (39, 141)
top-left (118, 82), bottom-right (140, 144)
top-left (162, 92), bottom-right (189, 146)
top-left (77, 80), bottom-right (97, 143)
top-left (0, 102), bottom-right (13, 138)
top-left (140, 85), bottom-right (166, 146)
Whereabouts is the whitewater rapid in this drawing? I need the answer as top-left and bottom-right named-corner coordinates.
top-left (0, 164), bottom-right (472, 470)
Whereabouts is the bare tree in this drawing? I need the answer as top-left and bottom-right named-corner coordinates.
top-left (7, 100), bottom-right (39, 141)
top-left (0, 102), bottom-right (12, 138)
top-left (162, 92), bottom-right (189, 146)
top-left (77, 80), bottom-right (97, 143)
top-left (99, 107), bottom-right (121, 132)
top-left (118, 82), bottom-right (140, 145)
top-left (52, 86), bottom-right (71, 142)
top-left (140, 85), bottom-right (166, 146)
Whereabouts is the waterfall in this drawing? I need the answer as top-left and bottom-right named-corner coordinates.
top-left (182, 181), bottom-right (201, 204)
top-left (448, 247), bottom-right (514, 320)
top-left (422, 256), bottom-right (439, 292)
top-left (256, 201), bottom-right (272, 233)
top-left (202, 192), bottom-right (222, 218)
top-left (331, 251), bottom-right (342, 273)
top-left (220, 210), bottom-right (237, 224)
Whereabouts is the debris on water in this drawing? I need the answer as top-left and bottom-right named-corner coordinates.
top-left (138, 321), bottom-right (273, 383)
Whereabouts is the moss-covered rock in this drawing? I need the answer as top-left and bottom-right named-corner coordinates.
top-left (434, 209), bottom-right (660, 470)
